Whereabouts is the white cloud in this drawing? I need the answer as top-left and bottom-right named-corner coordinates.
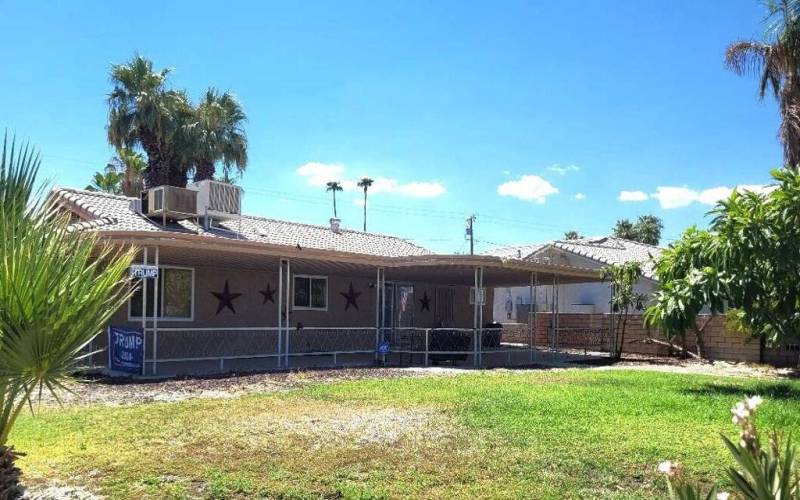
top-left (497, 175), bottom-right (559, 203)
top-left (575, 193), bottom-right (586, 200)
top-left (618, 190), bottom-right (649, 202)
top-left (546, 164), bottom-right (580, 175)
top-left (296, 163), bottom-right (446, 199)
top-left (296, 162), bottom-right (345, 187)
top-left (651, 184), bottom-right (772, 209)
top-left (652, 186), bottom-right (697, 209)
top-left (696, 186), bottom-right (731, 205)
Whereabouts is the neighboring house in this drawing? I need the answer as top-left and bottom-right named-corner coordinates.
top-left (484, 237), bottom-right (663, 322)
top-left (51, 185), bottom-right (601, 375)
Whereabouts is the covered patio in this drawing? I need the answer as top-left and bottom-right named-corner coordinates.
top-left (98, 233), bottom-right (609, 376)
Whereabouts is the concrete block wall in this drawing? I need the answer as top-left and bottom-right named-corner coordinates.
top-left (501, 313), bottom-right (782, 364)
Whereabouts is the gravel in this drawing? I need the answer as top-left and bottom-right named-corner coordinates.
top-left (34, 358), bottom-right (798, 409)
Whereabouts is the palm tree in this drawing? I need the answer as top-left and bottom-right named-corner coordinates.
top-left (85, 164), bottom-right (122, 194)
top-left (613, 219), bottom-right (636, 240)
top-left (357, 177), bottom-right (374, 231)
top-left (192, 89), bottom-right (248, 182)
top-left (86, 148), bottom-right (146, 196)
top-left (107, 55), bottom-right (194, 187)
top-left (326, 181), bottom-right (343, 218)
top-left (0, 133), bottom-right (135, 496)
top-left (635, 214), bottom-right (663, 245)
top-left (564, 230), bottom-right (581, 240)
top-left (726, 0), bottom-right (800, 168)
top-left (114, 148), bottom-right (147, 196)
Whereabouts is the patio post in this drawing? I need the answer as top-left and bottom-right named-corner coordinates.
top-left (551, 273), bottom-right (556, 351)
top-left (277, 258), bottom-right (283, 369)
top-left (284, 258), bottom-right (291, 368)
top-left (152, 245), bottom-right (159, 375)
top-left (473, 266), bottom-right (481, 368)
top-left (529, 271), bottom-right (537, 363)
top-left (374, 267), bottom-right (383, 362)
top-left (140, 247), bottom-right (148, 376)
top-left (478, 266), bottom-right (484, 367)
top-left (555, 274), bottom-right (561, 352)
top-left (379, 268), bottom-right (386, 365)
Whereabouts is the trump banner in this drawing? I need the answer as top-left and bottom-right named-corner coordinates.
top-left (108, 326), bottom-right (144, 374)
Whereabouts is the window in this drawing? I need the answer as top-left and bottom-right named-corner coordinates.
top-left (129, 267), bottom-right (194, 320)
top-left (469, 286), bottom-right (486, 305)
top-left (436, 286), bottom-right (455, 326)
top-left (293, 275), bottom-right (327, 310)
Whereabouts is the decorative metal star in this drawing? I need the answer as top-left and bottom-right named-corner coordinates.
top-left (340, 282), bottom-right (362, 311)
top-left (419, 291), bottom-right (431, 312)
top-left (259, 283), bottom-right (276, 304)
top-left (211, 280), bottom-right (242, 315)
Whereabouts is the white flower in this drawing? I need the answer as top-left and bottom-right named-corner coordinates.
top-left (716, 492), bottom-right (730, 500)
top-left (745, 395), bottom-right (763, 411)
top-left (658, 460), bottom-right (679, 477)
top-left (731, 402), bottom-right (750, 425)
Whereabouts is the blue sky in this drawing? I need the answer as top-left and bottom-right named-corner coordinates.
top-left (0, 0), bottom-right (782, 253)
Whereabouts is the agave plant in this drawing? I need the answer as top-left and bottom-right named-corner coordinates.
top-left (0, 133), bottom-right (135, 497)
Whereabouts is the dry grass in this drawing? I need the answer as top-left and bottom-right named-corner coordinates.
top-left (13, 368), bottom-right (800, 498)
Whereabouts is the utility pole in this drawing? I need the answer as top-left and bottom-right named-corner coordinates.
top-left (465, 214), bottom-right (477, 255)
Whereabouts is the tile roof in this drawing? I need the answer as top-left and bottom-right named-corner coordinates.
top-left (484, 236), bottom-right (663, 280)
top-left (480, 243), bottom-right (547, 260)
top-left (547, 237), bottom-right (662, 279)
top-left (51, 187), bottom-right (432, 258)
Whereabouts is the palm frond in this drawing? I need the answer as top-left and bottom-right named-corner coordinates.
top-left (0, 134), bottom-right (135, 445)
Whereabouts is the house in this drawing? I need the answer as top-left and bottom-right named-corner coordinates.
top-left (484, 237), bottom-right (662, 322)
top-left (52, 184), bottom-right (603, 376)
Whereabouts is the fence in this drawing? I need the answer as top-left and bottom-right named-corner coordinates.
top-left (119, 323), bottom-right (611, 376)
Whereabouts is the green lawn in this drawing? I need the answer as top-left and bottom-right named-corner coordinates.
top-left (12, 369), bottom-right (800, 499)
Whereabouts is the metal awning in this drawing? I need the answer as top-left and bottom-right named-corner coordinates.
top-left (104, 232), bottom-right (603, 287)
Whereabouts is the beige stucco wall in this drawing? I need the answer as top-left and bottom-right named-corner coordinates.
top-left (109, 264), bottom-right (493, 331)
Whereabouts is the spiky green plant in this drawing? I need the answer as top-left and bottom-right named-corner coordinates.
top-left (0, 133), bottom-right (135, 497)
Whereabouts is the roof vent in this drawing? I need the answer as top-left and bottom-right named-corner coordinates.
top-left (188, 180), bottom-right (242, 220)
top-left (330, 218), bottom-right (341, 234)
top-left (141, 186), bottom-right (198, 220)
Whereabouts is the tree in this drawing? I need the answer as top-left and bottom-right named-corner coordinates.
top-left (114, 148), bottom-right (146, 196)
top-left (85, 148), bottom-right (146, 197)
top-left (635, 214), bottom-right (663, 245)
top-left (326, 181), bottom-right (343, 218)
top-left (107, 55), bottom-right (193, 187)
top-left (726, 0), bottom-right (800, 168)
top-left (646, 168), bottom-right (800, 357)
top-left (0, 134), bottom-right (135, 496)
top-left (563, 230), bottom-right (582, 240)
top-left (85, 164), bottom-right (122, 195)
top-left (602, 262), bottom-right (647, 360)
top-left (357, 177), bottom-right (374, 232)
top-left (613, 219), bottom-right (637, 240)
top-left (613, 215), bottom-right (664, 245)
top-left (644, 228), bottom-right (723, 358)
top-left (192, 88), bottom-right (248, 182)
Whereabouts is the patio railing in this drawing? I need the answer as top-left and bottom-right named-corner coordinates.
top-left (128, 324), bottom-right (608, 375)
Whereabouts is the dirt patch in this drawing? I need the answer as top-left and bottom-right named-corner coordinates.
top-left (23, 485), bottom-right (102, 500)
top-left (39, 367), bottom-right (463, 407)
top-left (36, 358), bottom-right (798, 409)
top-left (590, 354), bottom-right (799, 379)
top-left (238, 404), bottom-right (455, 449)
